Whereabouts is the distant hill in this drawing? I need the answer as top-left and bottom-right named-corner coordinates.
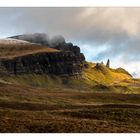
top-left (83, 62), bottom-right (132, 85)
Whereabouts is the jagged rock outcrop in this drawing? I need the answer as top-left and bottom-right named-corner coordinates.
top-left (0, 51), bottom-right (85, 76)
top-left (4, 34), bottom-right (86, 76)
top-left (106, 59), bottom-right (110, 68)
top-left (52, 42), bottom-right (81, 55)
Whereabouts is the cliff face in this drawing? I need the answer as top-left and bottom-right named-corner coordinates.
top-left (52, 42), bottom-right (81, 55)
top-left (0, 35), bottom-right (86, 76)
top-left (0, 51), bottom-right (85, 76)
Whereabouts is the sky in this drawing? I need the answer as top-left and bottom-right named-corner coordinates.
top-left (0, 7), bottom-right (139, 78)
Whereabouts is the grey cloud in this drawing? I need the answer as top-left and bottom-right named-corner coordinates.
top-left (10, 33), bottom-right (66, 47)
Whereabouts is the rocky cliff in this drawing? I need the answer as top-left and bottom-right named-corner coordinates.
top-left (0, 38), bottom-right (85, 76)
top-left (0, 51), bottom-right (85, 75)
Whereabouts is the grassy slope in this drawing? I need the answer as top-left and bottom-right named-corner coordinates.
top-left (0, 82), bottom-right (140, 132)
top-left (0, 41), bottom-right (59, 59)
top-left (1, 62), bottom-right (139, 93)
top-left (81, 62), bottom-right (140, 93)
top-left (0, 39), bottom-right (136, 93)
top-left (0, 69), bottom-right (139, 132)
top-left (0, 47), bottom-right (140, 132)
top-left (83, 62), bottom-right (132, 85)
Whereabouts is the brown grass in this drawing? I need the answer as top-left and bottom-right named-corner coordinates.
top-left (0, 43), bottom-right (59, 59)
top-left (0, 38), bottom-right (139, 132)
top-left (0, 82), bottom-right (140, 132)
top-left (0, 107), bottom-right (140, 133)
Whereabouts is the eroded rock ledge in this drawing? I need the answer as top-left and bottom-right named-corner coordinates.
top-left (0, 51), bottom-right (85, 76)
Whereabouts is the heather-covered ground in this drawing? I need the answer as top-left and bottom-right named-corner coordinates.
top-left (0, 82), bottom-right (140, 133)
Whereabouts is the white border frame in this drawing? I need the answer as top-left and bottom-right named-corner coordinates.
top-left (0, 0), bottom-right (140, 7)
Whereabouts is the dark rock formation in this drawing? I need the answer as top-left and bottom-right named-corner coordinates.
top-left (6, 33), bottom-right (86, 76)
top-left (0, 51), bottom-right (85, 76)
top-left (52, 42), bottom-right (81, 55)
top-left (95, 63), bottom-right (100, 68)
top-left (106, 59), bottom-right (110, 68)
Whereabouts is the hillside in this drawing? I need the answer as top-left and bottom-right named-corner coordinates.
top-left (0, 79), bottom-right (140, 132)
top-left (83, 62), bottom-right (132, 85)
top-left (1, 61), bottom-right (138, 93)
top-left (0, 36), bottom-right (140, 133)
top-left (0, 38), bottom-right (137, 93)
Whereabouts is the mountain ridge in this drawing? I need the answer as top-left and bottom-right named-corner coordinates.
top-left (0, 35), bottom-right (138, 93)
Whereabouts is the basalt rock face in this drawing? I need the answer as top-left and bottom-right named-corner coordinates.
top-left (6, 34), bottom-right (86, 76)
top-left (0, 51), bottom-right (85, 76)
top-left (52, 42), bottom-right (81, 55)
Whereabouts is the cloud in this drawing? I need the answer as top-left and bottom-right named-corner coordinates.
top-left (0, 8), bottom-right (139, 77)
